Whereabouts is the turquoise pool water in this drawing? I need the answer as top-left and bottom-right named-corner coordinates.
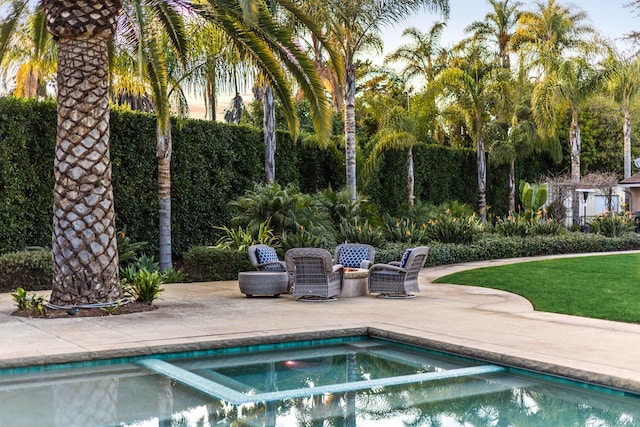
top-left (1, 336), bottom-right (639, 426)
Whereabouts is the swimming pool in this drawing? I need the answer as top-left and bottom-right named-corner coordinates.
top-left (1, 335), bottom-right (639, 426)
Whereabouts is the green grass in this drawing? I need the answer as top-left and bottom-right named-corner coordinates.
top-left (434, 253), bottom-right (640, 324)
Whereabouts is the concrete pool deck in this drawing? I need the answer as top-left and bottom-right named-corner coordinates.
top-left (1, 251), bottom-right (639, 394)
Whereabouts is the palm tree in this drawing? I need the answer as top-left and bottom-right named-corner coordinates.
top-left (201, 0), bottom-right (338, 177)
top-left (384, 22), bottom-right (447, 87)
top-left (0, 8), bottom-right (56, 98)
top-left (114, 1), bottom-right (192, 272)
top-left (464, 0), bottom-right (522, 69)
top-left (531, 56), bottom-right (606, 223)
top-left (605, 51), bottom-right (640, 180)
top-left (43, 0), bottom-right (124, 305)
top-left (2, 0), bottom-right (337, 305)
top-left (511, 0), bottom-right (597, 76)
top-left (436, 42), bottom-right (506, 221)
top-left (303, 0), bottom-right (450, 204)
top-left (511, 0), bottom-right (601, 223)
top-left (361, 101), bottom-right (421, 207)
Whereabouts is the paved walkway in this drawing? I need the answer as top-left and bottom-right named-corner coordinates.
top-left (1, 251), bottom-right (640, 393)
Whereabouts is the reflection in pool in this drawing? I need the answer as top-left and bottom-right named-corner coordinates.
top-left (0, 336), bottom-right (638, 426)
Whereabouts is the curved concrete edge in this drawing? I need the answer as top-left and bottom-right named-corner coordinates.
top-left (367, 328), bottom-right (640, 395)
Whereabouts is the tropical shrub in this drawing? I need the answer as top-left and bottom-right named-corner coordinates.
top-left (213, 219), bottom-right (279, 252)
top-left (117, 227), bottom-right (148, 265)
top-left (280, 228), bottom-right (327, 251)
top-left (494, 215), bottom-right (529, 237)
top-left (11, 287), bottom-right (47, 315)
top-left (383, 215), bottom-right (427, 244)
top-left (337, 219), bottom-right (386, 248)
top-left (161, 268), bottom-right (187, 284)
top-left (426, 213), bottom-right (479, 244)
top-left (528, 217), bottom-right (564, 236)
top-left (126, 269), bottom-right (163, 304)
top-left (588, 212), bottom-right (636, 237)
top-left (519, 180), bottom-right (548, 219)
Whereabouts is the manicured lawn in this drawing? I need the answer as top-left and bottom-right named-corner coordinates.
top-left (434, 253), bottom-right (640, 324)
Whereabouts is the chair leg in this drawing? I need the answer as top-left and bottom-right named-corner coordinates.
top-left (376, 293), bottom-right (416, 299)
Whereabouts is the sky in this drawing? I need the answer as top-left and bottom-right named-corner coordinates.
top-left (379, 0), bottom-right (639, 60)
top-left (204, 1), bottom-right (640, 118)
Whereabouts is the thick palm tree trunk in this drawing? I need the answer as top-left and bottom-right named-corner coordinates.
top-left (45, 0), bottom-right (123, 306)
top-left (476, 117), bottom-right (487, 222)
top-left (157, 122), bottom-right (172, 272)
top-left (264, 85), bottom-right (276, 185)
top-left (344, 63), bottom-right (357, 204)
top-left (569, 108), bottom-right (581, 224)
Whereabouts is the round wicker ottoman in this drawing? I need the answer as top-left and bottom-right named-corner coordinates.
top-left (238, 271), bottom-right (289, 297)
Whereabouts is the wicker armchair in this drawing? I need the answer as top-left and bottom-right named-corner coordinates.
top-left (368, 246), bottom-right (429, 298)
top-left (334, 243), bottom-right (376, 269)
top-left (285, 248), bottom-right (343, 301)
top-left (248, 244), bottom-right (286, 272)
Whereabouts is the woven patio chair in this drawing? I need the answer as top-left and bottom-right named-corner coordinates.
top-left (334, 243), bottom-right (376, 269)
top-left (285, 248), bottom-right (344, 301)
top-left (248, 244), bottom-right (286, 272)
top-left (368, 246), bottom-right (429, 298)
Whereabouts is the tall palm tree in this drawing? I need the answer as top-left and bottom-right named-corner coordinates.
top-left (114, 1), bottom-right (192, 272)
top-left (304, 0), bottom-right (450, 204)
top-left (464, 0), bottom-right (522, 69)
top-left (511, 0), bottom-right (597, 76)
top-left (384, 22), bottom-right (447, 87)
top-left (197, 0), bottom-right (339, 186)
top-left (605, 51), bottom-right (640, 180)
top-left (43, 0), bottom-right (124, 306)
top-left (436, 42), bottom-right (506, 221)
top-left (361, 101), bottom-right (421, 207)
top-left (512, 0), bottom-right (601, 223)
top-left (532, 56), bottom-right (606, 222)
top-left (183, 20), bottom-right (240, 121)
top-left (0, 8), bottom-right (56, 98)
top-left (2, 0), bottom-right (337, 305)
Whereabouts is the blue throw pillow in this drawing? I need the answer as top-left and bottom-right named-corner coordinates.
top-left (339, 247), bottom-right (369, 268)
top-left (400, 249), bottom-right (413, 269)
top-left (256, 247), bottom-right (281, 270)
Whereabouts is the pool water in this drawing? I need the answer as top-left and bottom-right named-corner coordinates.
top-left (1, 336), bottom-right (639, 426)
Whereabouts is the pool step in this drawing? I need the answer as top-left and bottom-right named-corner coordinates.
top-left (136, 358), bottom-right (505, 405)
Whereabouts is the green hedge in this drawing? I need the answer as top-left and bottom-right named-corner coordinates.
top-left (0, 98), bottom-right (56, 253)
top-left (0, 97), bottom-right (559, 257)
top-left (182, 246), bottom-right (253, 282)
top-left (0, 250), bottom-right (52, 293)
top-left (426, 233), bottom-right (640, 266)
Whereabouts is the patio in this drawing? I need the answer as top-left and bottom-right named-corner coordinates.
top-left (1, 252), bottom-right (640, 394)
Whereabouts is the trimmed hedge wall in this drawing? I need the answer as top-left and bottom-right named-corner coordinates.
top-left (0, 97), bottom-right (556, 257)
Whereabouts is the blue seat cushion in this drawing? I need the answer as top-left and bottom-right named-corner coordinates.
top-left (256, 247), bottom-right (281, 270)
top-left (339, 247), bottom-right (369, 268)
top-left (400, 249), bottom-right (413, 269)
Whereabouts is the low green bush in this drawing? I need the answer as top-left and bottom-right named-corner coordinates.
top-left (374, 243), bottom-right (410, 264)
top-left (425, 232), bottom-right (640, 266)
top-left (0, 250), bottom-right (52, 292)
top-left (183, 246), bottom-right (253, 282)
